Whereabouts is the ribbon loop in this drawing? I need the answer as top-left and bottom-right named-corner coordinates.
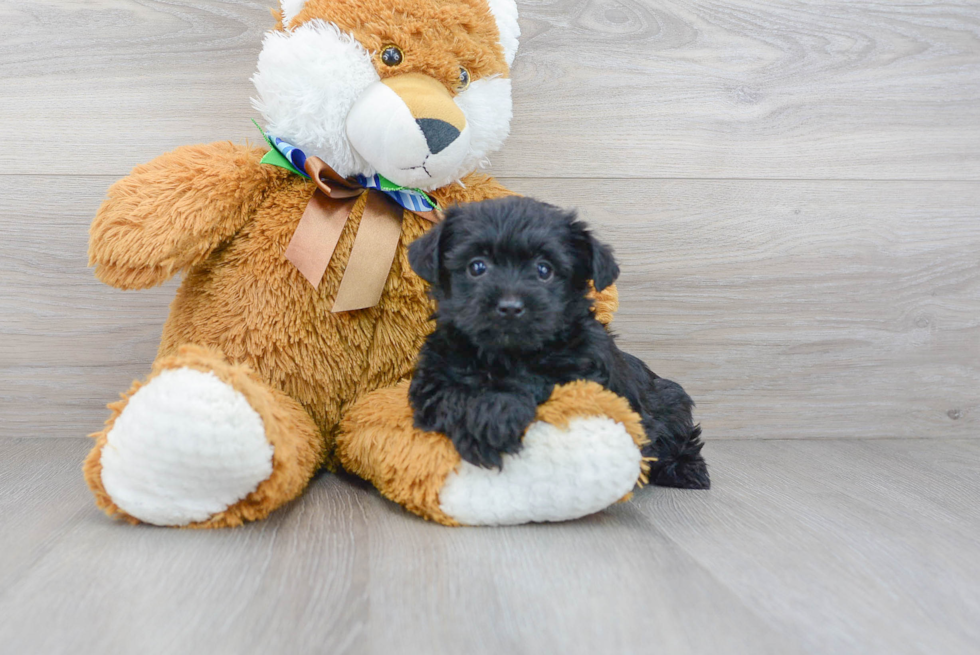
top-left (305, 157), bottom-right (363, 199)
top-left (284, 156), bottom-right (437, 313)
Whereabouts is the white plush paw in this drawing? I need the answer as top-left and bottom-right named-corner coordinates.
top-left (99, 368), bottom-right (274, 526)
top-left (438, 417), bottom-right (642, 526)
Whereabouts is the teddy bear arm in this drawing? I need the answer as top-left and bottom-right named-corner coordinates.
top-left (89, 142), bottom-right (287, 289)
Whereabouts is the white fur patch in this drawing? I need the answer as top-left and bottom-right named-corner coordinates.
top-left (438, 417), bottom-right (641, 526)
top-left (252, 20), bottom-right (379, 178)
top-left (453, 77), bottom-right (513, 179)
top-left (280, 0), bottom-right (307, 26)
top-left (99, 368), bottom-right (274, 527)
top-left (486, 0), bottom-right (520, 66)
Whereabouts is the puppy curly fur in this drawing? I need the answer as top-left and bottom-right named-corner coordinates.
top-left (407, 196), bottom-right (710, 488)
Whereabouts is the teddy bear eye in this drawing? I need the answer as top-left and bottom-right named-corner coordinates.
top-left (457, 67), bottom-right (470, 91)
top-left (468, 259), bottom-right (487, 277)
top-left (537, 262), bottom-right (554, 281)
top-left (381, 45), bottom-right (403, 67)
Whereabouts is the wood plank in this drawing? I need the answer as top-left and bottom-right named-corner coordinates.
top-left (2, 175), bottom-right (977, 439)
top-left (0, 439), bottom-right (93, 590)
top-left (357, 500), bottom-right (797, 655)
top-left (2, 0), bottom-right (979, 179)
top-left (0, 438), bottom-right (798, 655)
top-left (631, 438), bottom-right (980, 654)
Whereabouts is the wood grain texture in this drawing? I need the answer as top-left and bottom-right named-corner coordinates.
top-left (2, 438), bottom-right (978, 654)
top-left (630, 438), bottom-right (980, 655)
top-left (1, 0), bottom-right (979, 178)
top-left (2, 175), bottom-right (977, 439)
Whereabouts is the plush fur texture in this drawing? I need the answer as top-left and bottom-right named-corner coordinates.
top-left (440, 416), bottom-right (640, 526)
top-left (252, 20), bottom-right (380, 178)
top-left (99, 366), bottom-right (274, 526)
top-left (485, 0), bottom-right (520, 66)
top-left (85, 345), bottom-right (324, 528)
top-left (338, 379), bottom-right (649, 525)
top-left (278, 0), bottom-right (520, 65)
top-left (280, 0), bottom-right (308, 24)
top-left (257, 0), bottom-right (514, 189)
top-left (408, 197), bottom-right (710, 488)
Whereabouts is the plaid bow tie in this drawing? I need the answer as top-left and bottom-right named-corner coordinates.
top-left (256, 123), bottom-right (439, 214)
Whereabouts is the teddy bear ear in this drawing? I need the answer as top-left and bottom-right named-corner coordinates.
top-left (279, 0), bottom-right (308, 26)
top-left (486, 0), bottom-right (520, 67)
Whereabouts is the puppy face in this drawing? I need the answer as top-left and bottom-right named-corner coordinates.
top-left (410, 197), bottom-right (619, 351)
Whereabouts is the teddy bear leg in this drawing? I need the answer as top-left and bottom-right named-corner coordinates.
top-left (338, 380), bottom-right (649, 526)
top-left (84, 345), bottom-right (324, 528)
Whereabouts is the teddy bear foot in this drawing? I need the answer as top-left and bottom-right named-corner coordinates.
top-left (85, 345), bottom-right (324, 527)
top-left (338, 380), bottom-right (650, 526)
top-left (96, 367), bottom-right (273, 526)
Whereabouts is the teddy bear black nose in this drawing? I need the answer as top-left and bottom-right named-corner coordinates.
top-left (416, 119), bottom-right (460, 154)
top-left (496, 297), bottom-right (525, 318)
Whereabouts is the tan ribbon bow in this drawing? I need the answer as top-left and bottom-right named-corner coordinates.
top-left (284, 157), bottom-right (440, 313)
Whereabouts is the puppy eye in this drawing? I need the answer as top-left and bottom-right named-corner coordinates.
top-left (381, 45), bottom-right (403, 67)
top-left (468, 259), bottom-right (488, 277)
top-left (537, 262), bottom-right (554, 281)
top-left (457, 67), bottom-right (470, 91)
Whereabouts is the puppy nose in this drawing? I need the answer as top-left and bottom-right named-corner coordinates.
top-left (496, 297), bottom-right (525, 318)
top-left (416, 119), bottom-right (460, 154)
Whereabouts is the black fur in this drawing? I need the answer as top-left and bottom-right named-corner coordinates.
top-left (408, 196), bottom-right (709, 489)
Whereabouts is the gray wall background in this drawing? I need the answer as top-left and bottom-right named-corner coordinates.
top-left (2, 0), bottom-right (978, 440)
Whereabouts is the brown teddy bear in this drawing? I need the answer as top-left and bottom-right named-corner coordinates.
top-left (83, 0), bottom-right (646, 527)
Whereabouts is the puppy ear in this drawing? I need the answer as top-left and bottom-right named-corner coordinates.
top-left (410, 211), bottom-right (461, 288)
top-left (589, 237), bottom-right (620, 292)
top-left (569, 216), bottom-right (620, 292)
top-left (408, 222), bottom-right (443, 285)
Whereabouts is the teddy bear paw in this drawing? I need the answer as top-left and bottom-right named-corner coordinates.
top-left (437, 416), bottom-right (641, 526)
top-left (98, 367), bottom-right (274, 526)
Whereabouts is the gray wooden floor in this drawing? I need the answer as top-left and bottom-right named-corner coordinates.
top-left (1, 437), bottom-right (978, 655)
top-left (3, 1), bottom-right (980, 653)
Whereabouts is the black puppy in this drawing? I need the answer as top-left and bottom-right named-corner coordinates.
top-left (407, 196), bottom-right (709, 489)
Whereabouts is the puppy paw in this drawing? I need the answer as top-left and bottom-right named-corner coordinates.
top-left (450, 433), bottom-right (514, 469)
top-left (454, 392), bottom-right (538, 468)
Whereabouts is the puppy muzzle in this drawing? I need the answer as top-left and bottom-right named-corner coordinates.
top-left (472, 296), bottom-right (557, 352)
top-left (346, 73), bottom-right (471, 189)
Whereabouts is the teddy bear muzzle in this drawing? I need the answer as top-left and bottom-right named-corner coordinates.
top-left (346, 72), bottom-right (472, 189)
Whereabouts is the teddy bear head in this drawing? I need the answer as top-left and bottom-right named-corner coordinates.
top-left (252, 0), bottom-right (519, 191)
